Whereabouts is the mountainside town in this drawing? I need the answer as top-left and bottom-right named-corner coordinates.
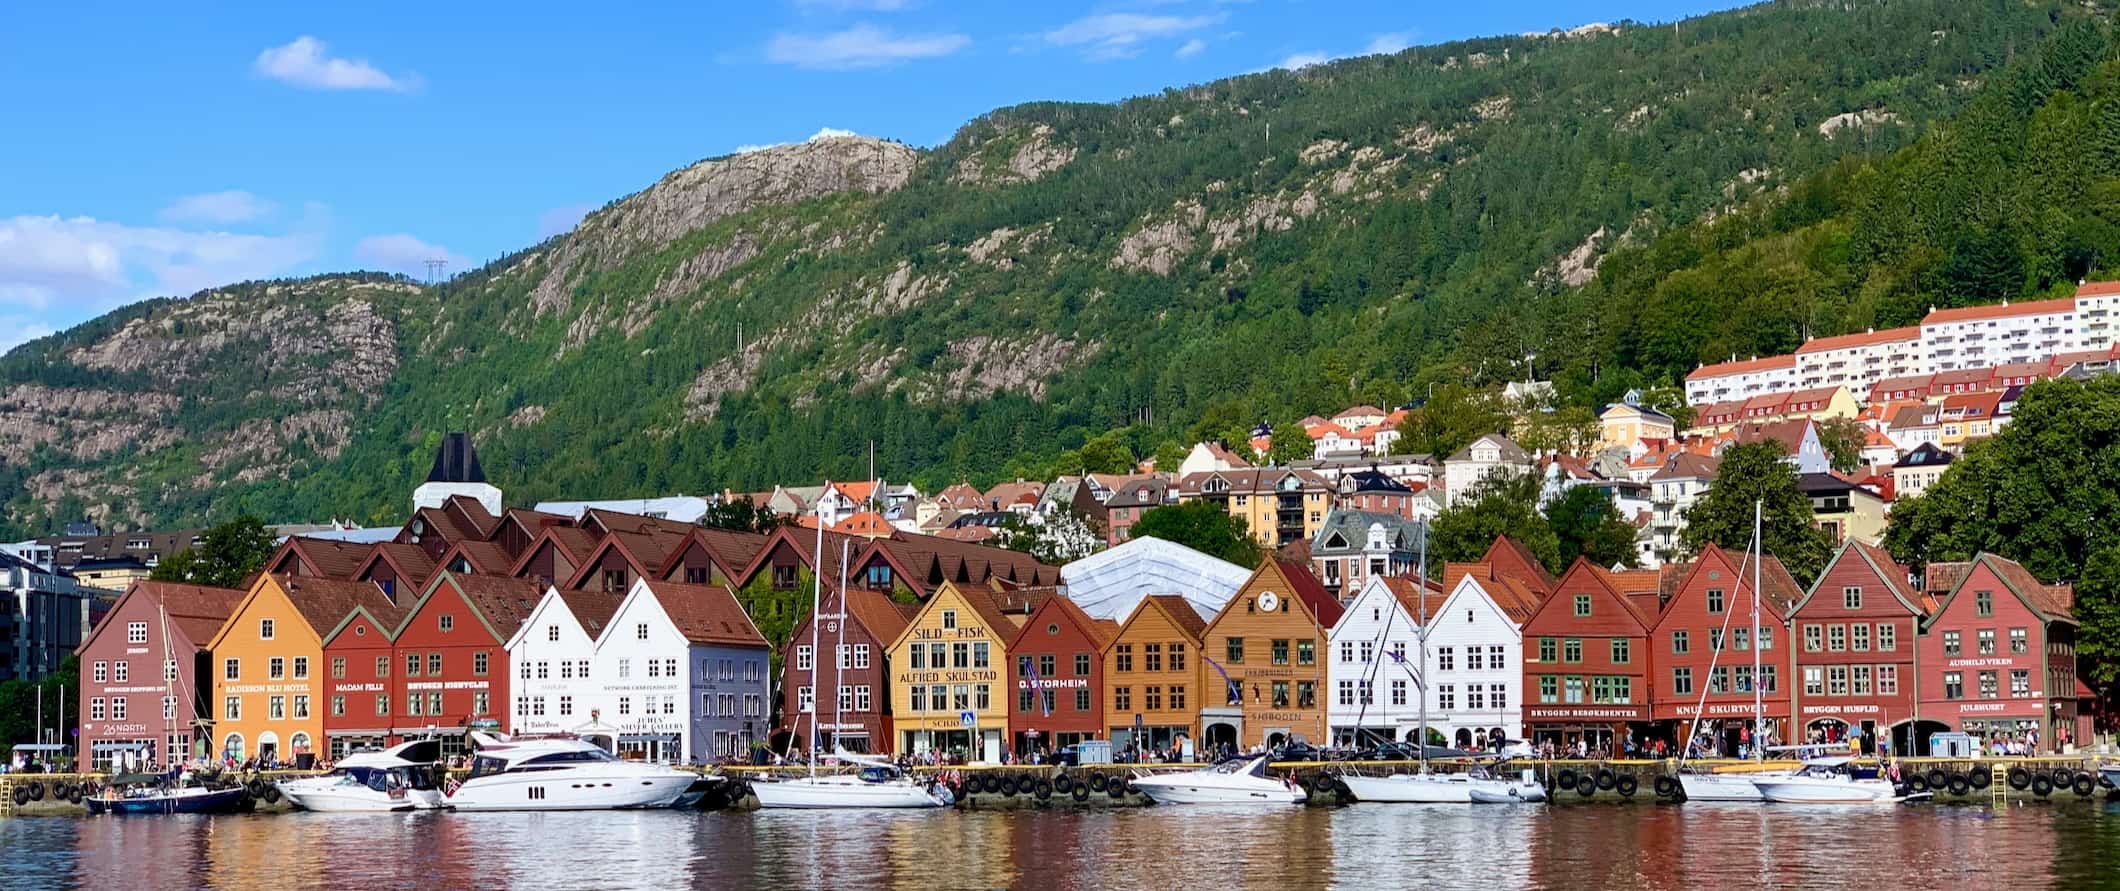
top-left (8, 304), bottom-right (2113, 772)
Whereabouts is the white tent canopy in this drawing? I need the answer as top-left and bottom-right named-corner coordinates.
top-left (1060, 536), bottom-right (1250, 621)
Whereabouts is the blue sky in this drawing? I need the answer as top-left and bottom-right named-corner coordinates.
top-left (0, 0), bottom-right (1737, 352)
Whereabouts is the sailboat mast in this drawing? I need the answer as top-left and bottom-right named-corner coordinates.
top-left (1752, 499), bottom-right (1764, 760)
top-left (834, 537), bottom-right (850, 755)
top-left (1416, 521), bottom-right (1428, 772)
top-left (808, 503), bottom-right (825, 777)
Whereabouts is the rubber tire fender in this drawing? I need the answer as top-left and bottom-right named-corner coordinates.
top-left (1310, 773), bottom-right (1337, 795)
top-left (1653, 776), bottom-right (1677, 798)
top-left (2053, 768), bottom-right (2077, 789)
top-left (1576, 779), bottom-right (1597, 798)
top-left (1924, 769), bottom-right (1948, 791)
top-left (1053, 776), bottom-right (1074, 795)
top-left (1946, 777), bottom-right (1971, 797)
top-left (999, 776), bottom-right (1020, 797)
top-left (263, 784), bottom-right (282, 804)
top-left (1554, 769), bottom-right (1579, 791)
top-left (2032, 775), bottom-right (2054, 798)
top-left (2006, 767), bottom-right (2032, 790)
top-left (1108, 781), bottom-right (1127, 799)
top-left (2073, 774), bottom-right (2097, 797)
top-left (26, 782), bottom-right (44, 802)
top-left (1071, 784), bottom-right (1091, 803)
top-left (1614, 775), bottom-right (1638, 798)
top-left (1594, 769), bottom-right (1616, 791)
top-left (1968, 769), bottom-right (1991, 790)
top-left (1089, 773), bottom-right (1110, 792)
top-left (1907, 774), bottom-right (1929, 793)
top-left (10, 785), bottom-right (27, 806)
top-left (1033, 780), bottom-right (1053, 801)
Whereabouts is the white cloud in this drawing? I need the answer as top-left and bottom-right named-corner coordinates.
top-left (1044, 13), bottom-right (1224, 61)
top-left (353, 233), bottom-right (471, 279)
top-left (764, 24), bottom-right (969, 70)
top-left (536, 203), bottom-right (599, 239)
top-left (1175, 38), bottom-right (1206, 59)
top-left (1277, 51), bottom-right (1330, 70)
top-left (1364, 32), bottom-right (1412, 55)
top-left (0, 318), bottom-right (55, 355)
top-left (160, 190), bottom-right (278, 225)
top-left (0, 215), bottom-right (319, 311)
top-left (255, 36), bottom-right (418, 91)
top-left (734, 127), bottom-right (866, 155)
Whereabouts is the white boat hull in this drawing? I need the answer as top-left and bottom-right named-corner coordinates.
top-left (448, 769), bottom-right (701, 811)
top-left (1467, 782), bottom-right (1548, 804)
top-left (1751, 778), bottom-right (1898, 803)
top-left (1131, 782), bottom-right (1305, 805)
top-left (1679, 773), bottom-right (1772, 802)
top-left (750, 776), bottom-right (950, 809)
top-left (277, 780), bottom-right (444, 812)
top-left (1344, 773), bottom-right (1544, 804)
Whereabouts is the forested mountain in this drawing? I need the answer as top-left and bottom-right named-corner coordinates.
top-left (2, 0), bottom-right (2112, 536)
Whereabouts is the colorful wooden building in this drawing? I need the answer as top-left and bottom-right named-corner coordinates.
top-left (884, 581), bottom-right (1019, 761)
top-left (74, 581), bottom-right (245, 769)
top-left (1917, 553), bottom-right (2089, 750)
top-left (1786, 542), bottom-right (1930, 751)
top-left (208, 575), bottom-right (406, 765)
top-left (1520, 560), bottom-right (1657, 752)
top-left (382, 573), bottom-right (542, 755)
top-left (1102, 594), bottom-right (1209, 756)
top-left (1647, 544), bottom-right (1803, 754)
top-left (1198, 560), bottom-right (1343, 750)
top-left (1005, 595), bottom-right (1116, 757)
top-left (781, 586), bottom-right (916, 755)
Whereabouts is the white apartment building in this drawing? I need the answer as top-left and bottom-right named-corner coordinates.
top-left (1921, 297), bottom-right (2081, 372)
top-left (1683, 354), bottom-right (1798, 407)
top-left (506, 588), bottom-right (609, 740)
top-left (1793, 327), bottom-right (1923, 393)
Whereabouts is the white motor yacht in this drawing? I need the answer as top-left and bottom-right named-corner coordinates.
top-left (446, 733), bottom-right (713, 811)
top-left (1130, 757), bottom-right (1306, 805)
top-left (1751, 757), bottom-right (1904, 804)
top-left (749, 750), bottom-right (953, 809)
top-left (1678, 771), bottom-right (1774, 802)
top-left (1343, 766), bottom-right (1545, 804)
top-left (278, 739), bottom-right (447, 812)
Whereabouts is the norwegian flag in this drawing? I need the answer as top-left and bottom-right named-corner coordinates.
top-left (1026, 659), bottom-right (1051, 716)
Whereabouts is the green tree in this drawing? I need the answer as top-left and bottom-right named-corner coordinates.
top-left (1395, 384), bottom-right (1508, 458)
top-left (1544, 484), bottom-right (1639, 569)
top-left (1942, 225), bottom-right (2026, 307)
top-left (1076, 431), bottom-right (1138, 475)
top-left (2074, 545), bottom-right (2120, 686)
top-left (1886, 377), bottom-right (2120, 581)
top-left (993, 511), bottom-right (1105, 564)
top-left (150, 515), bottom-right (276, 588)
top-left (1815, 416), bottom-right (1868, 475)
top-left (1429, 469), bottom-right (1561, 571)
top-left (1131, 500), bottom-right (1261, 568)
top-left (0, 655), bottom-right (81, 756)
top-left (702, 500), bottom-right (785, 533)
top-left (1152, 440), bottom-right (1189, 474)
top-left (1266, 422), bottom-right (1312, 466)
top-left (1680, 441), bottom-right (1833, 585)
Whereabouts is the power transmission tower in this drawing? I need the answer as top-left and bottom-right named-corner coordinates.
top-left (424, 258), bottom-right (448, 283)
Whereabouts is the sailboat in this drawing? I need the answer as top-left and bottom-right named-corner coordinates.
top-left (1676, 501), bottom-right (1782, 803)
top-left (1340, 523), bottom-right (1544, 805)
top-left (750, 522), bottom-right (951, 809)
top-left (86, 603), bottom-right (246, 815)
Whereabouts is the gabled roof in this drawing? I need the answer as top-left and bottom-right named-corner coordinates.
top-left (1440, 562), bottom-right (1545, 625)
top-left (1478, 536), bottom-right (1557, 593)
top-left (1530, 558), bottom-right (1655, 631)
top-left (1926, 553), bottom-right (2075, 627)
top-left (425, 431), bottom-right (486, 483)
top-left (555, 588), bottom-right (623, 640)
top-left (1447, 433), bottom-right (1530, 464)
top-left (507, 525), bottom-right (604, 578)
top-left (1648, 451), bottom-right (1722, 483)
top-left (892, 581), bottom-right (1021, 651)
top-left (1898, 443), bottom-right (1954, 468)
top-left (1109, 593), bottom-right (1210, 650)
top-left (355, 542), bottom-right (438, 587)
top-left (1275, 559), bottom-right (1343, 627)
top-left (267, 536), bottom-right (374, 580)
top-left (438, 539), bottom-right (515, 577)
top-left (2079, 280), bottom-right (2120, 298)
top-left (1008, 593), bottom-right (1118, 652)
top-left (275, 574), bottom-right (411, 643)
top-left (656, 525), bottom-right (770, 581)
top-left (639, 580), bottom-right (769, 648)
top-left (77, 580), bottom-right (247, 657)
top-left (398, 572), bottom-right (545, 643)
top-left (835, 586), bottom-right (919, 649)
top-left (1373, 575), bottom-right (1447, 625)
top-left (1789, 541), bottom-right (1929, 618)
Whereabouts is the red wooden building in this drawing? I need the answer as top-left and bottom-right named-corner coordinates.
top-left (319, 587), bottom-right (414, 759)
top-left (1917, 553), bottom-right (2089, 751)
top-left (1006, 595), bottom-right (1118, 756)
top-left (1521, 559), bottom-right (1657, 753)
top-left (779, 586), bottom-right (915, 755)
top-left (386, 573), bottom-right (543, 756)
top-left (1646, 545), bottom-right (1804, 754)
top-left (74, 581), bottom-right (246, 770)
top-left (1785, 542), bottom-right (1930, 752)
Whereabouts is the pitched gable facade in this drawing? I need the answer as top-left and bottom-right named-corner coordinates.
top-left (1198, 560), bottom-right (1340, 749)
top-left (1917, 554), bottom-right (2086, 749)
top-left (1785, 542), bottom-right (1927, 750)
top-left (1520, 560), bottom-right (1654, 749)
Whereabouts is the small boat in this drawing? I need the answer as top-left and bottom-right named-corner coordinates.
top-left (1751, 757), bottom-right (1907, 804)
top-left (2099, 763), bottom-right (2120, 791)
top-left (277, 739), bottom-right (447, 812)
top-left (1342, 766), bottom-right (1545, 804)
top-left (750, 750), bottom-right (953, 809)
top-left (1678, 772), bottom-right (1775, 802)
top-left (84, 774), bottom-right (247, 815)
top-left (445, 732), bottom-right (714, 811)
top-left (1130, 756), bottom-right (1306, 805)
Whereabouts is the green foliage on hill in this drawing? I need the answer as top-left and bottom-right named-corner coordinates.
top-left (1, 1), bottom-right (2107, 535)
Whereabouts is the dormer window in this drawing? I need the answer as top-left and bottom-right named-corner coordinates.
top-left (127, 538), bottom-right (151, 549)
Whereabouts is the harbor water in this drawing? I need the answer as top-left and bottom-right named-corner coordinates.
top-left (10, 802), bottom-right (2120, 889)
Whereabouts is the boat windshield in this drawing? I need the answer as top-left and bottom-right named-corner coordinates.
top-left (467, 755), bottom-right (510, 780)
top-left (1215, 758), bottom-right (1267, 777)
top-left (515, 749), bottom-right (621, 769)
top-left (858, 765), bottom-right (901, 783)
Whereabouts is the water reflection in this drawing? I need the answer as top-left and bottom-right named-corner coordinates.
top-left (14, 801), bottom-right (2120, 890)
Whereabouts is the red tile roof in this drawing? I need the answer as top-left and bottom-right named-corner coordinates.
top-left (275, 574), bottom-right (409, 640)
top-left (2079, 280), bottom-right (2120, 298)
top-left (1923, 296), bottom-right (2077, 325)
top-left (1275, 559), bottom-right (1343, 627)
top-left (431, 573), bottom-right (546, 642)
top-left (555, 589), bottom-right (623, 638)
top-left (1796, 327), bottom-right (1919, 354)
top-left (1687, 353), bottom-right (1795, 381)
top-left (643, 581), bottom-right (769, 647)
top-left (1478, 536), bottom-right (1558, 593)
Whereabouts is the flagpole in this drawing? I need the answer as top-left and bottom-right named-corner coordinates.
top-left (807, 501), bottom-right (825, 777)
top-left (834, 537), bottom-right (849, 755)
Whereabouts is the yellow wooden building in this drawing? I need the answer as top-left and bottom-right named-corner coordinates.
top-left (884, 581), bottom-right (1021, 761)
top-left (204, 574), bottom-right (405, 765)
